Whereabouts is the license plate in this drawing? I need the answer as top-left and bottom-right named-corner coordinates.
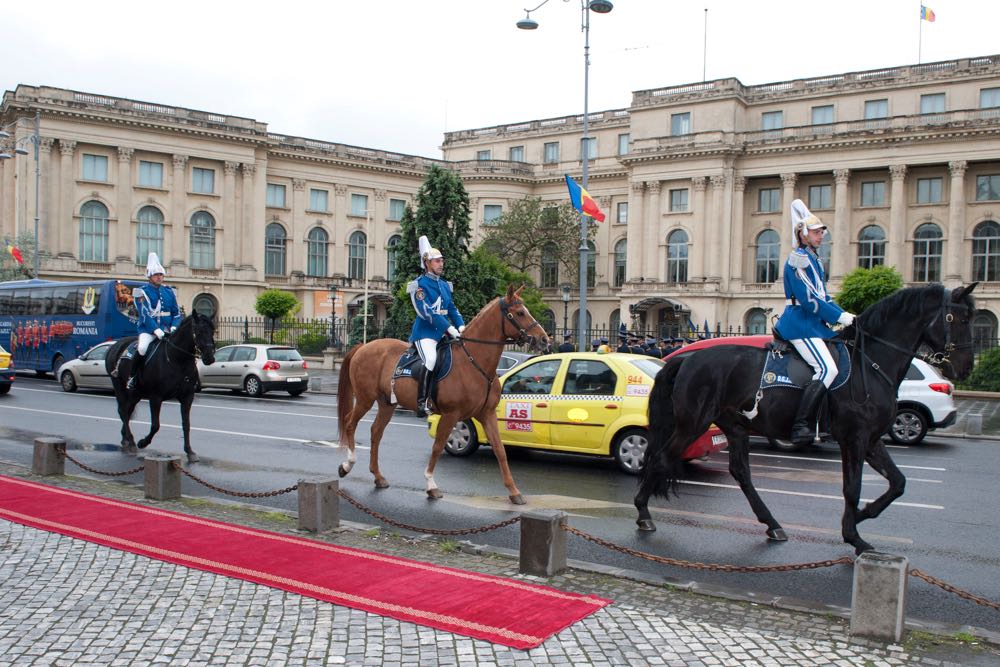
top-left (287, 377), bottom-right (301, 383)
top-left (712, 434), bottom-right (727, 445)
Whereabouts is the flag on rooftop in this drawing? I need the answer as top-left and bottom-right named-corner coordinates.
top-left (920, 5), bottom-right (935, 22)
top-left (5, 241), bottom-right (23, 265)
top-left (564, 175), bottom-right (606, 223)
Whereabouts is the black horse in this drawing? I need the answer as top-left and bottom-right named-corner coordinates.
top-left (635, 284), bottom-right (977, 555)
top-left (105, 312), bottom-right (216, 462)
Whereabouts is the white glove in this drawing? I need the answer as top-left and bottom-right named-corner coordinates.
top-left (837, 312), bottom-right (855, 327)
top-left (458, 325), bottom-right (465, 334)
top-left (154, 328), bottom-right (165, 339)
top-left (447, 326), bottom-right (460, 339)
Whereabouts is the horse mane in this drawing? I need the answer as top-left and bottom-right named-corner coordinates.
top-left (855, 284), bottom-right (943, 333)
top-left (463, 295), bottom-right (505, 329)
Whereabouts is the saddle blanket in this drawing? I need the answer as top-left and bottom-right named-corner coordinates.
top-left (392, 343), bottom-right (454, 382)
top-left (758, 339), bottom-right (850, 392)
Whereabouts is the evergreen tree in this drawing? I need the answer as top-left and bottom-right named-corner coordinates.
top-left (835, 265), bottom-right (904, 315)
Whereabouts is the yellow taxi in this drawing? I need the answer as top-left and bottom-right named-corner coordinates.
top-left (427, 351), bottom-right (727, 474)
top-left (0, 343), bottom-right (13, 395)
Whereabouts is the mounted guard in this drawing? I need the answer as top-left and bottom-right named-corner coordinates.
top-left (127, 252), bottom-right (182, 390)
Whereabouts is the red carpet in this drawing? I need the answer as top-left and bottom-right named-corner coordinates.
top-left (0, 476), bottom-right (610, 649)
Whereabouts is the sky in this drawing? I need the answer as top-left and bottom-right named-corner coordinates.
top-left (3, 0), bottom-right (998, 158)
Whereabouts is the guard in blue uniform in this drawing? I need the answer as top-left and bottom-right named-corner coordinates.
top-left (127, 252), bottom-right (182, 390)
top-left (557, 334), bottom-right (575, 353)
top-left (408, 236), bottom-right (465, 418)
top-left (774, 199), bottom-right (855, 445)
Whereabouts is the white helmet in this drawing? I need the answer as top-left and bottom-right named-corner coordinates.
top-left (145, 252), bottom-right (166, 277)
top-left (418, 235), bottom-right (443, 270)
top-left (790, 199), bottom-right (827, 246)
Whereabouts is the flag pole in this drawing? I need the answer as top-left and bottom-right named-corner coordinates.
top-left (918, 3), bottom-right (922, 64)
top-left (702, 8), bottom-right (708, 82)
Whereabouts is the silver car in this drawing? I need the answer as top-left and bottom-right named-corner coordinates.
top-left (197, 344), bottom-right (309, 397)
top-left (60, 341), bottom-right (115, 392)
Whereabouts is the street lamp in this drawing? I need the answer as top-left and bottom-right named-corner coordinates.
top-left (560, 283), bottom-right (571, 337)
top-left (328, 284), bottom-right (340, 349)
top-left (518, 0), bottom-right (612, 353)
top-left (0, 111), bottom-right (41, 278)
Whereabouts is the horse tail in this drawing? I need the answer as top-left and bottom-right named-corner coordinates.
top-left (336, 344), bottom-right (362, 442)
top-left (641, 356), bottom-right (685, 499)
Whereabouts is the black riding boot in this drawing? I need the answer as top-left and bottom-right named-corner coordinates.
top-left (414, 367), bottom-right (434, 418)
top-left (790, 380), bottom-right (827, 445)
top-left (126, 353), bottom-right (145, 391)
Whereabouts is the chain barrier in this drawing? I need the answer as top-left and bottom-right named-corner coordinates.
top-left (170, 461), bottom-right (299, 498)
top-left (59, 448), bottom-right (144, 478)
top-left (910, 569), bottom-right (1000, 611)
top-left (336, 488), bottom-right (521, 536)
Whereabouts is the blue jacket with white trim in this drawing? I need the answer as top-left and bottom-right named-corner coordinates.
top-left (408, 273), bottom-right (465, 342)
top-left (774, 247), bottom-right (845, 340)
top-left (135, 283), bottom-right (182, 336)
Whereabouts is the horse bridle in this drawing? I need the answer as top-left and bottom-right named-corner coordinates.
top-left (456, 297), bottom-right (543, 347)
top-left (163, 317), bottom-right (211, 364)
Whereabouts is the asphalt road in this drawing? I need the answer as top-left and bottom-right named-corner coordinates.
top-left (1, 375), bottom-right (998, 633)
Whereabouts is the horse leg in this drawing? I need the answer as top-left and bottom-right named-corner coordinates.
top-left (856, 438), bottom-right (906, 523)
top-left (723, 423), bottom-right (786, 541)
top-left (137, 398), bottom-right (162, 450)
top-left (118, 392), bottom-right (140, 455)
top-left (424, 412), bottom-right (459, 500)
top-left (338, 395), bottom-right (376, 478)
top-left (839, 437), bottom-right (874, 554)
top-left (478, 410), bottom-right (525, 504)
top-left (367, 399), bottom-right (396, 489)
top-left (179, 393), bottom-right (199, 463)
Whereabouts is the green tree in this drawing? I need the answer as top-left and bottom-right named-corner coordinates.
top-left (960, 347), bottom-right (1000, 391)
top-left (255, 289), bottom-right (299, 343)
top-left (835, 265), bottom-right (904, 315)
top-left (0, 231), bottom-right (37, 281)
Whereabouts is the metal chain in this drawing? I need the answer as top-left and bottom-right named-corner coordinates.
top-left (171, 461), bottom-right (298, 498)
top-left (910, 569), bottom-right (1000, 611)
top-left (563, 525), bottom-right (854, 573)
top-left (336, 488), bottom-right (521, 536)
top-left (60, 449), bottom-right (144, 478)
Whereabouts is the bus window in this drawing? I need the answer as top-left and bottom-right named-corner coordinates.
top-left (11, 290), bottom-right (29, 316)
top-left (31, 288), bottom-right (54, 315)
top-left (52, 286), bottom-right (77, 315)
top-left (0, 290), bottom-right (11, 316)
top-left (113, 281), bottom-right (137, 319)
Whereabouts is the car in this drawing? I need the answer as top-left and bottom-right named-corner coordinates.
top-left (0, 344), bottom-right (13, 395)
top-left (196, 344), bottom-right (309, 397)
top-left (59, 341), bottom-right (115, 392)
top-left (427, 351), bottom-right (728, 474)
top-left (665, 335), bottom-right (957, 448)
top-left (497, 351), bottom-right (535, 374)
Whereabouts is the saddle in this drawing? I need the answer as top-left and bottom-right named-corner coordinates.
top-left (755, 337), bottom-right (851, 393)
top-left (389, 339), bottom-right (454, 405)
top-left (110, 339), bottom-right (162, 378)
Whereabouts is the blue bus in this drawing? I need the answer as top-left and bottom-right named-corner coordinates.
top-left (0, 279), bottom-right (146, 376)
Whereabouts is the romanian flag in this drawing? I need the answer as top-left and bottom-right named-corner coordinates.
top-left (920, 5), bottom-right (935, 21)
top-left (5, 241), bottom-right (23, 265)
top-left (564, 175), bottom-right (606, 222)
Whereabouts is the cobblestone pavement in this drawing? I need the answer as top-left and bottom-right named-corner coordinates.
top-left (1, 464), bottom-right (998, 666)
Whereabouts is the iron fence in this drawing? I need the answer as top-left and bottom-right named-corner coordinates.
top-left (216, 316), bottom-right (351, 355)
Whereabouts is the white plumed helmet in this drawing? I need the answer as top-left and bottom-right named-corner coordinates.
top-left (790, 199), bottom-right (827, 246)
top-left (145, 252), bottom-right (166, 277)
top-left (418, 235), bottom-right (443, 270)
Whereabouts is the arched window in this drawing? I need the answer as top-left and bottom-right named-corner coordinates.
top-left (307, 227), bottom-right (329, 277)
top-left (609, 309), bottom-right (621, 337)
top-left (613, 239), bottom-right (627, 287)
top-left (754, 229), bottom-right (780, 283)
top-left (972, 310), bottom-right (998, 355)
top-left (746, 308), bottom-right (769, 334)
top-left (572, 309), bottom-right (592, 333)
top-left (666, 229), bottom-right (688, 283)
top-left (348, 231), bottom-right (367, 280)
top-left (540, 309), bottom-right (556, 335)
top-left (386, 235), bottom-right (401, 281)
top-left (135, 205), bottom-right (164, 265)
top-left (79, 200), bottom-right (109, 261)
top-left (265, 223), bottom-right (287, 275)
top-left (586, 240), bottom-right (597, 288)
top-left (189, 211), bottom-right (216, 269)
top-left (972, 220), bottom-right (1000, 282)
top-left (912, 223), bottom-right (943, 282)
top-left (541, 243), bottom-right (558, 288)
top-left (818, 231), bottom-right (832, 277)
top-left (858, 225), bottom-right (886, 269)
top-left (192, 293), bottom-right (218, 321)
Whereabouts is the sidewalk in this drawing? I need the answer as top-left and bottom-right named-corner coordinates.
top-left (1, 462), bottom-right (998, 666)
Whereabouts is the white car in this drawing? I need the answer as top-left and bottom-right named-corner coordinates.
top-left (890, 357), bottom-right (957, 445)
top-left (59, 341), bottom-right (115, 392)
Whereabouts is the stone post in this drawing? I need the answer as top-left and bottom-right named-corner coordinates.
top-left (690, 176), bottom-right (707, 280)
top-left (850, 551), bottom-right (909, 642)
top-left (779, 173), bottom-right (797, 264)
top-left (144, 455), bottom-right (182, 500)
top-left (297, 478), bottom-right (340, 532)
top-left (32, 437), bottom-right (65, 476)
top-left (946, 160), bottom-right (968, 283)
top-left (887, 164), bottom-right (908, 269)
top-left (519, 510), bottom-right (567, 577)
top-left (625, 181), bottom-right (645, 282)
top-left (833, 169), bottom-right (851, 280)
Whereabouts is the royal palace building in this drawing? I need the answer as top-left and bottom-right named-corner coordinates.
top-left (3, 53), bottom-right (1000, 344)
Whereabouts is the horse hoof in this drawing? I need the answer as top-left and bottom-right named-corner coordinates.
top-left (187, 453), bottom-right (200, 463)
top-left (427, 488), bottom-right (443, 500)
top-left (767, 528), bottom-right (788, 542)
top-left (137, 441), bottom-right (150, 450)
top-left (854, 543), bottom-right (874, 556)
top-left (338, 464), bottom-right (349, 478)
top-left (374, 479), bottom-right (390, 489)
top-left (509, 494), bottom-right (526, 505)
top-left (636, 520), bottom-right (657, 532)
top-left (123, 445), bottom-right (138, 456)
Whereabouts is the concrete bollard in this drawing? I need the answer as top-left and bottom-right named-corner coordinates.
top-left (851, 551), bottom-right (909, 642)
top-left (966, 413), bottom-right (983, 436)
top-left (298, 478), bottom-right (340, 532)
top-left (519, 510), bottom-right (567, 577)
top-left (310, 378), bottom-right (322, 392)
top-left (144, 456), bottom-right (182, 501)
top-left (32, 437), bottom-right (66, 476)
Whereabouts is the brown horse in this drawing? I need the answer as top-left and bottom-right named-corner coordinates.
top-left (336, 284), bottom-right (548, 504)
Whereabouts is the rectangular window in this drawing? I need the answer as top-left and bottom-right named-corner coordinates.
top-left (981, 87), bottom-right (1000, 109)
top-left (860, 181), bottom-right (886, 207)
top-left (670, 112), bottom-right (691, 136)
top-left (266, 183), bottom-right (286, 208)
top-left (309, 188), bottom-right (329, 212)
top-left (483, 204), bottom-right (502, 225)
top-left (543, 141), bottom-right (559, 164)
top-left (616, 202), bottom-right (628, 224)
top-left (508, 145), bottom-right (524, 162)
top-left (811, 105), bottom-right (834, 125)
top-left (351, 193), bottom-right (369, 217)
top-left (617, 133), bottom-right (630, 155)
top-left (808, 184), bottom-right (832, 210)
top-left (758, 188), bottom-right (780, 213)
top-left (81, 154), bottom-right (108, 182)
top-left (580, 137), bottom-right (597, 160)
top-left (388, 198), bottom-right (406, 221)
top-left (864, 99), bottom-right (889, 119)
top-left (920, 93), bottom-right (945, 114)
top-left (476, 150), bottom-right (491, 161)
top-left (137, 160), bottom-right (163, 188)
top-left (917, 177), bottom-right (943, 204)
top-left (669, 188), bottom-right (689, 212)
top-left (976, 175), bottom-right (1000, 201)
top-left (761, 111), bottom-right (783, 130)
top-left (192, 167), bottom-right (215, 194)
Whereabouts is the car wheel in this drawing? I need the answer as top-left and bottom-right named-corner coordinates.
top-left (613, 428), bottom-right (648, 475)
top-left (52, 355), bottom-right (65, 376)
top-left (288, 387), bottom-right (306, 397)
top-left (889, 407), bottom-right (928, 445)
top-left (0, 385), bottom-right (9, 395)
top-left (244, 375), bottom-right (264, 397)
top-left (767, 437), bottom-right (803, 453)
top-left (60, 370), bottom-right (78, 393)
top-left (444, 420), bottom-right (480, 457)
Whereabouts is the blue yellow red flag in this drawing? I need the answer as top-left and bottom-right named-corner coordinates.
top-left (920, 5), bottom-right (935, 21)
top-left (5, 241), bottom-right (23, 265)
top-left (564, 175), bottom-right (606, 222)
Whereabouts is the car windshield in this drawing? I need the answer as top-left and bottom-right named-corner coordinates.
top-left (627, 358), bottom-right (665, 380)
top-left (267, 348), bottom-right (302, 362)
top-left (86, 345), bottom-right (110, 360)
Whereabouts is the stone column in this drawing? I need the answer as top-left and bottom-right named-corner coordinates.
top-left (170, 155), bottom-right (188, 267)
top-left (333, 184), bottom-right (347, 274)
top-left (946, 160), bottom-right (967, 283)
top-left (116, 147), bottom-right (134, 261)
top-left (38, 138), bottom-right (55, 258)
top-left (643, 181), bottom-right (661, 281)
top-left (779, 173), bottom-right (797, 263)
top-left (291, 178), bottom-right (307, 273)
top-left (706, 174), bottom-right (727, 283)
top-left (833, 169), bottom-right (851, 280)
top-left (728, 175), bottom-right (747, 290)
top-left (372, 188), bottom-right (387, 278)
top-left (887, 165), bottom-right (908, 269)
top-left (625, 181), bottom-right (644, 282)
top-left (688, 177), bottom-right (707, 281)
top-left (241, 163), bottom-right (256, 268)
top-left (223, 161), bottom-right (238, 269)
top-left (58, 140), bottom-right (76, 258)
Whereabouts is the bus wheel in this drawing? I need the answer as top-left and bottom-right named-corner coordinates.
top-left (52, 355), bottom-right (65, 376)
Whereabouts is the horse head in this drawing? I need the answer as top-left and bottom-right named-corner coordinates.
top-left (499, 284), bottom-right (549, 353)
top-left (190, 312), bottom-right (217, 365)
top-left (924, 283), bottom-right (978, 381)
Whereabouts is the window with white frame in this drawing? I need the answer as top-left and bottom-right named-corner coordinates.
top-left (586, 240), bottom-right (596, 288)
top-left (386, 235), bottom-right (401, 281)
top-left (917, 177), bottom-right (944, 204)
top-left (758, 188), bottom-right (780, 213)
top-left (864, 99), bottom-right (889, 119)
top-left (808, 184), bottom-right (832, 209)
top-left (309, 188), bottom-right (329, 212)
top-left (981, 87), bottom-right (1000, 109)
top-left (476, 149), bottom-right (491, 161)
top-left (670, 112), bottom-right (690, 136)
top-left (912, 223), bottom-right (942, 283)
top-left (860, 181), bottom-right (885, 207)
top-left (79, 201), bottom-right (109, 261)
top-left (192, 167), bottom-right (214, 194)
top-left (483, 204), bottom-right (502, 225)
top-left (580, 137), bottom-right (597, 161)
top-left (264, 223), bottom-right (287, 275)
top-left (972, 220), bottom-right (1000, 282)
top-left (811, 105), bottom-right (834, 125)
top-left (617, 133), bottom-right (630, 155)
top-left (135, 206), bottom-right (164, 264)
top-left (669, 188), bottom-right (689, 213)
top-left (614, 239), bottom-right (627, 287)
top-left (976, 175), bottom-right (1000, 201)
top-left (818, 231), bottom-right (832, 276)
top-left (858, 225), bottom-right (885, 269)
top-left (348, 231), bottom-right (367, 280)
top-left (666, 229), bottom-right (688, 283)
top-left (266, 184), bottom-right (286, 208)
top-left (616, 202), bottom-right (628, 224)
top-left (351, 193), bottom-right (368, 217)
top-left (509, 146), bottom-right (524, 162)
top-left (540, 243), bottom-right (558, 288)
top-left (754, 229), bottom-right (781, 283)
top-left (388, 198), bottom-right (406, 221)
top-left (307, 227), bottom-right (328, 277)
top-left (82, 154), bottom-right (108, 182)
top-left (138, 160), bottom-right (163, 188)
top-left (761, 111), bottom-right (783, 130)
top-left (543, 142), bottom-right (559, 164)
top-left (189, 211), bottom-right (216, 269)
top-left (746, 308), bottom-right (768, 334)
top-left (920, 93), bottom-right (945, 114)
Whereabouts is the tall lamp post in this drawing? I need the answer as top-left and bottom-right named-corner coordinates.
top-left (518, 0), bottom-right (612, 353)
top-left (560, 283), bottom-right (571, 337)
top-left (0, 111), bottom-right (41, 278)
top-left (328, 284), bottom-right (340, 349)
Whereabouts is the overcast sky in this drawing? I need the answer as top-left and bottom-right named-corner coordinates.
top-left (3, 0), bottom-right (997, 158)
